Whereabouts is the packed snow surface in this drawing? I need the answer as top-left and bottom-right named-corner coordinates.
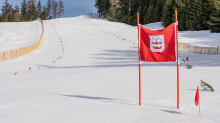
top-left (0, 20), bottom-right (43, 52)
top-left (0, 14), bottom-right (220, 123)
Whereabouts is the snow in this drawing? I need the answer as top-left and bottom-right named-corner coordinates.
top-left (0, 15), bottom-right (220, 122)
top-left (142, 21), bottom-right (220, 47)
top-left (0, 20), bottom-right (43, 52)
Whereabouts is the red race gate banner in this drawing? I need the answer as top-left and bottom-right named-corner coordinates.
top-left (140, 23), bottom-right (176, 62)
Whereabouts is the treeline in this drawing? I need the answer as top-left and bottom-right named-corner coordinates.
top-left (0, 0), bottom-right (65, 22)
top-left (95, 0), bottom-right (220, 33)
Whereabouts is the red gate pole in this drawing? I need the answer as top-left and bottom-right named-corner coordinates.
top-left (137, 13), bottom-right (141, 106)
top-left (175, 10), bottom-right (180, 109)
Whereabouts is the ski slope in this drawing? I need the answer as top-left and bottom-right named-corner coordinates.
top-left (0, 15), bottom-right (220, 123)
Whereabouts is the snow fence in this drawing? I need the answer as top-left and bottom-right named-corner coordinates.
top-left (179, 42), bottom-right (220, 55)
top-left (0, 18), bottom-right (44, 61)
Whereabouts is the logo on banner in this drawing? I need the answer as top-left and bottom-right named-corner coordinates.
top-left (150, 35), bottom-right (165, 52)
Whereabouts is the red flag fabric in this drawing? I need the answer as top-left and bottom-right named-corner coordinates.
top-left (186, 57), bottom-right (189, 61)
top-left (195, 86), bottom-right (199, 106)
top-left (140, 23), bottom-right (176, 62)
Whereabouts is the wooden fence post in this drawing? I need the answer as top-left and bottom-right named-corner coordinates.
top-left (217, 47), bottom-right (219, 55)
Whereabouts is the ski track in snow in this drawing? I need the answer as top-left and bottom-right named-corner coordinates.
top-left (0, 15), bottom-right (220, 123)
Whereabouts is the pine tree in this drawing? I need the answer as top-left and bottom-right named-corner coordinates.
top-left (14, 5), bottom-right (20, 22)
top-left (153, 4), bottom-right (160, 22)
top-left (95, 0), bottom-right (110, 17)
top-left (189, 0), bottom-right (215, 30)
top-left (208, 0), bottom-right (220, 32)
top-left (157, 0), bottom-right (166, 20)
top-left (136, 5), bottom-right (143, 24)
top-left (120, 0), bottom-right (129, 15)
top-left (0, 14), bottom-right (1, 22)
top-left (144, 3), bottom-right (155, 24)
top-left (57, 0), bottom-right (65, 18)
top-left (27, 0), bottom-right (37, 21)
top-left (51, 0), bottom-right (58, 18)
top-left (129, 0), bottom-right (139, 25)
top-left (15, 4), bottom-right (19, 12)
top-left (21, 0), bottom-right (27, 20)
top-left (95, 0), bottom-right (102, 16)
top-left (108, 5), bottom-right (117, 21)
top-left (37, 0), bottom-right (42, 18)
top-left (46, 0), bottom-right (52, 19)
top-left (185, 0), bottom-right (194, 30)
top-left (1, 11), bottom-right (7, 22)
top-left (40, 5), bottom-right (47, 20)
top-left (162, 0), bottom-right (175, 27)
top-left (7, 12), bottom-right (15, 22)
top-left (51, 0), bottom-right (55, 18)
top-left (14, 11), bottom-right (20, 22)
top-left (174, 0), bottom-right (187, 31)
top-left (120, 0), bottom-right (130, 23)
top-left (1, 0), bottom-right (10, 15)
top-left (54, 1), bottom-right (58, 18)
top-left (20, 14), bottom-right (26, 21)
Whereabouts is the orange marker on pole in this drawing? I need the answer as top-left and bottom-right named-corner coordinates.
top-left (175, 10), bottom-right (180, 109)
top-left (137, 13), bottom-right (141, 106)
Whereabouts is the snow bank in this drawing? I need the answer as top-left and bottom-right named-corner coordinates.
top-left (0, 20), bottom-right (43, 52)
top-left (142, 22), bottom-right (220, 47)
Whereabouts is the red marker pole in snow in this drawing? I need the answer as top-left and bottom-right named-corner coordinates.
top-left (137, 13), bottom-right (141, 106)
top-left (195, 86), bottom-right (201, 117)
top-left (175, 10), bottom-right (180, 109)
top-left (186, 56), bottom-right (189, 64)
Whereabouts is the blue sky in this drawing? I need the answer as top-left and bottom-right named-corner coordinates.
top-left (0, 0), bottom-right (98, 18)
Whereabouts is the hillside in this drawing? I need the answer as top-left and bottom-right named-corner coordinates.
top-left (0, 15), bottom-right (219, 123)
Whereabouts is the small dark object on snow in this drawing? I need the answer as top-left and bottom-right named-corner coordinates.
top-left (200, 80), bottom-right (214, 92)
top-left (185, 64), bottom-right (193, 69)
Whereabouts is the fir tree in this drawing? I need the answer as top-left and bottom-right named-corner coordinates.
top-left (40, 5), bottom-right (47, 20)
top-left (95, 0), bottom-right (102, 16)
top-left (1, 0), bottom-right (10, 15)
top-left (120, 0), bottom-right (130, 23)
top-left (144, 3), bottom-right (155, 24)
top-left (1, 11), bottom-right (7, 22)
top-left (189, 0), bottom-right (215, 30)
top-left (127, 15), bottom-right (132, 25)
top-left (162, 0), bottom-right (175, 27)
top-left (108, 5), bottom-right (117, 21)
top-left (15, 4), bottom-right (19, 13)
top-left (51, 0), bottom-right (58, 18)
top-left (208, 0), bottom-right (220, 32)
top-left (54, 1), bottom-right (58, 18)
top-left (27, 0), bottom-right (37, 21)
top-left (95, 0), bottom-right (110, 17)
top-left (20, 14), bottom-right (26, 21)
top-left (57, 0), bottom-right (65, 18)
top-left (7, 12), bottom-right (15, 22)
top-left (46, 0), bottom-right (52, 19)
top-left (120, 0), bottom-right (129, 15)
top-left (14, 11), bottom-right (20, 22)
top-left (0, 14), bottom-right (2, 22)
top-left (156, 0), bottom-right (166, 21)
top-left (37, 0), bottom-right (42, 18)
top-left (21, 0), bottom-right (27, 20)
